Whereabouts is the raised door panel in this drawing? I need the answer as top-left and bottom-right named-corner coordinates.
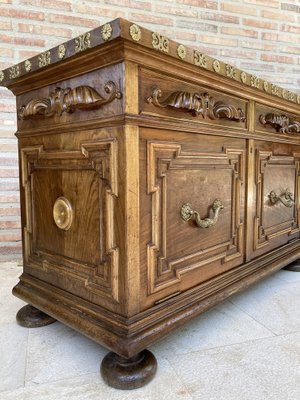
top-left (251, 141), bottom-right (300, 259)
top-left (20, 134), bottom-right (120, 310)
top-left (140, 128), bottom-right (246, 308)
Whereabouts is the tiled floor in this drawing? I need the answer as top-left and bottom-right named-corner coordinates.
top-left (1, 261), bottom-right (300, 400)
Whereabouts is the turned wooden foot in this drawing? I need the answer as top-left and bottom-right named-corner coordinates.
top-left (16, 304), bottom-right (57, 328)
top-left (100, 349), bottom-right (157, 390)
top-left (283, 260), bottom-right (300, 272)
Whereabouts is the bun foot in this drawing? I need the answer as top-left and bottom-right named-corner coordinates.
top-left (100, 349), bottom-right (157, 390)
top-left (283, 260), bottom-right (300, 272)
top-left (16, 304), bottom-right (57, 328)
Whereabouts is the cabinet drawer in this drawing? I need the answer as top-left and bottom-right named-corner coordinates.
top-left (140, 69), bottom-right (248, 130)
top-left (139, 128), bottom-right (246, 308)
top-left (251, 141), bottom-right (300, 258)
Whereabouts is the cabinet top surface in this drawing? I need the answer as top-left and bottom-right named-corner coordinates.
top-left (0, 17), bottom-right (299, 107)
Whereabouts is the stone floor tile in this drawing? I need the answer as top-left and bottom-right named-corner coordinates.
top-left (150, 300), bottom-right (274, 357)
top-left (167, 332), bottom-right (300, 400)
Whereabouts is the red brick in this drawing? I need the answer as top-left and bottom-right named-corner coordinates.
top-left (0, 207), bottom-right (20, 216)
top-left (193, 45), bottom-right (218, 56)
top-left (18, 50), bottom-right (42, 59)
top-left (0, 34), bottom-right (45, 47)
top-left (220, 3), bottom-right (258, 16)
top-left (0, 8), bottom-right (44, 20)
top-left (176, 0), bottom-right (218, 9)
top-left (281, 24), bottom-right (300, 34)
top-left (0, 104), bottom-right (16, 113)
top-left (0, 0), bottom-right (12, 3)
top-left (0, 219), bottom-right (21, 229)
top-left (75, 5), bottom-right (126, 19)
top-left (129, 13), bottom-right (174, 26)
top-left (240, 62), bottom-right (276, 72)
top-left (243, 18), bottom-right (278, 30)
top-left (0, 243), bottom-right (22, 255)
top-left (244, 0), bottom-right (279, 8)
top-left (0, 157), bottom-right (18, 166)
top-left (221, 27), bottom-right (258, 38)
top-left (175, 31), bottom-right (197, 42)
top-left (0, 169), bottom-right (19, 178)
top-left (220, 49), bottom-right (257, 59)
top-left (155, 5), bottom-right (198, 17)
top-left (48, 14), bottom-right (99, 28)
top-left (20, 0), bottom-right (72, 11)
top-left (200, 12), bottom-right (240, 24)
top-left (261, 54), bottom-right (295, 64)
top-left (104, 0), bottom-right (152, 10)
top-left (18, 23), bottom-right (73, 38)
top-left (0, 48), bottom-right (14, 58)
top-left (241, 41), bottom-right (276, 51)
top-left (198, 35), bottom-right (238, 47)
top-left (261, 10), bottom-right (295, 22)
top-left (0, 21), bottom-right (12, 30)
top-left (0, 230), bottom-right (21, 241)
top-left (281, 46), bottom-right (300, 54)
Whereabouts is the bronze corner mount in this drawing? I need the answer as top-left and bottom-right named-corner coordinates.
top-left (259, 113), bottom-right (300, 135)
top-left (18, 81), bottom-right (122, 120)
top-left (147, 88), bottom-right (246, 122)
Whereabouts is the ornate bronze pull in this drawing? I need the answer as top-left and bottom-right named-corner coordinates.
top-left (180, 200), bottom-right (224, 228)
top-left (269, 190), bottom-right (294, 208)
top-left (53, 197), bottom-right (73, 230)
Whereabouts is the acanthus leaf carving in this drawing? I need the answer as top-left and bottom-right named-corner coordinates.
top-left (18, 81), bottom-right (122, 120)
top-left (147, 88), bottom-right (246, 122)
top-left (259, 113), bottom-right (300, 135)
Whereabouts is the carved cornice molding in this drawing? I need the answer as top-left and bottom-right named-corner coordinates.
top-left (259, 113), bottom-right (300, 135)
top-left (147, 88), bottom-right (246, 122)
top-left (18, 81), bottom-right (122, 120)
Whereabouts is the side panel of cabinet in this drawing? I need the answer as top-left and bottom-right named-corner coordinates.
top-left (19, 127), bottom-right (125, 314)
top-left (250, 140), bottom-right (300, 259)
top-left (139, 128), bottom-right (246, 309)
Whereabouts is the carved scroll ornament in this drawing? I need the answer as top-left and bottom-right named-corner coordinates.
top-left (259, 113), bottom-right (300, 135)
top-left (18, 81), bottom-right (122, 120)
top-left (147, 88), bottom-right (246, 122)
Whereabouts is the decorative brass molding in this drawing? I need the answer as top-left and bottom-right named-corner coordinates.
top-left (53, 197), bottom-right (73, 230)
top-left (38, 51), bottom-right (51, 68)
top-left (147, 88), bottom-right (246, 122)
top-left (9, 66), bottom-right (20, 79)
top-left (269, 190), bottom-right (294, 208)
top-left (213, 59), bottom-right (220, 73)
top-left (194, 51), bottom-right (207, 68)
top-left (271, 84), bottom-right (279, 96)
top-left (177, 44), bottom-right (186, 59)
top-left (240, 71), bottom-right (247, 84)
top-left (250, 75), bottom-right (260, 89)
top-left (0, 71), bottom-right (4, 82)
top-left (259, 113), bottom-right (300, 134)
top-left (18, 81), bottom-right (122, 120)
top-left (129, 24), bottom-right (141, 41)
top-left (180, 200), bottom-right (224, 229)
top-left (101, 23), bottom-right (112, 41)
top-left (263, 81), bottom-right (269, 92)
top-left (152, 32), bottom-right (169, 53)
top-left (58, 44), bottom-right (66, 59)
top-left (75, 32), bottom-right (91, 53)
top-left (24, 60), bottom-right (32, 73)
top-left (226, 64), bottom-right (236, 79)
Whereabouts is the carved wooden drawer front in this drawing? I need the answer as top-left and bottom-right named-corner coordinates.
top-left (251, 141), bottom-right (300, 259)
top-left (16, 64), bottom-right (123, 131)
top-left (20, 130), bottom-right (120, 311)
top-left (139, 128), bottom-right (246, 307)
top-left (255, 104), bottom-right (300, 136)
top-left (140, 69), bottom-right (248, 129)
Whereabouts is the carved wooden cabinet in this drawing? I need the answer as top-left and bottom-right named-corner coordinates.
top-left (1, 18), bottom-right (300, 390)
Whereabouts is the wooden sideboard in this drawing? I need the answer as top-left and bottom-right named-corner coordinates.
top-left (1, 18), bottom-right (300, 390)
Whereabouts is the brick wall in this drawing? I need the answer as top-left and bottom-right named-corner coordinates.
top-left (0, 0), bottom-right (300, 260)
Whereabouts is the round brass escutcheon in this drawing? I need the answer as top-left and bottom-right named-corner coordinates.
top-left (53, 197), bottom-right (73, 231)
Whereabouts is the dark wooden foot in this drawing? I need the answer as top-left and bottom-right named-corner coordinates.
top-left (100, 349), bottom-right (157, 390)
top-left (283, 260), bottom-right (300, 272)
top-left (16, 304), bottom-right (57, 328)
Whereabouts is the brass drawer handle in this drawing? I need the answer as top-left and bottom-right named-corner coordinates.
top-left (53, 197), bottom-right (73, 230)
top-left (180, 200), bottom-right (224, 228)
top-left (269, 190), bottom-right (294, 208)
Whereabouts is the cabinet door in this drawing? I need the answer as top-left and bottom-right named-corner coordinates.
top-left (250, 141), bottom-right (300, 259)
top-left (140, 128), bottom-right (246, 308)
